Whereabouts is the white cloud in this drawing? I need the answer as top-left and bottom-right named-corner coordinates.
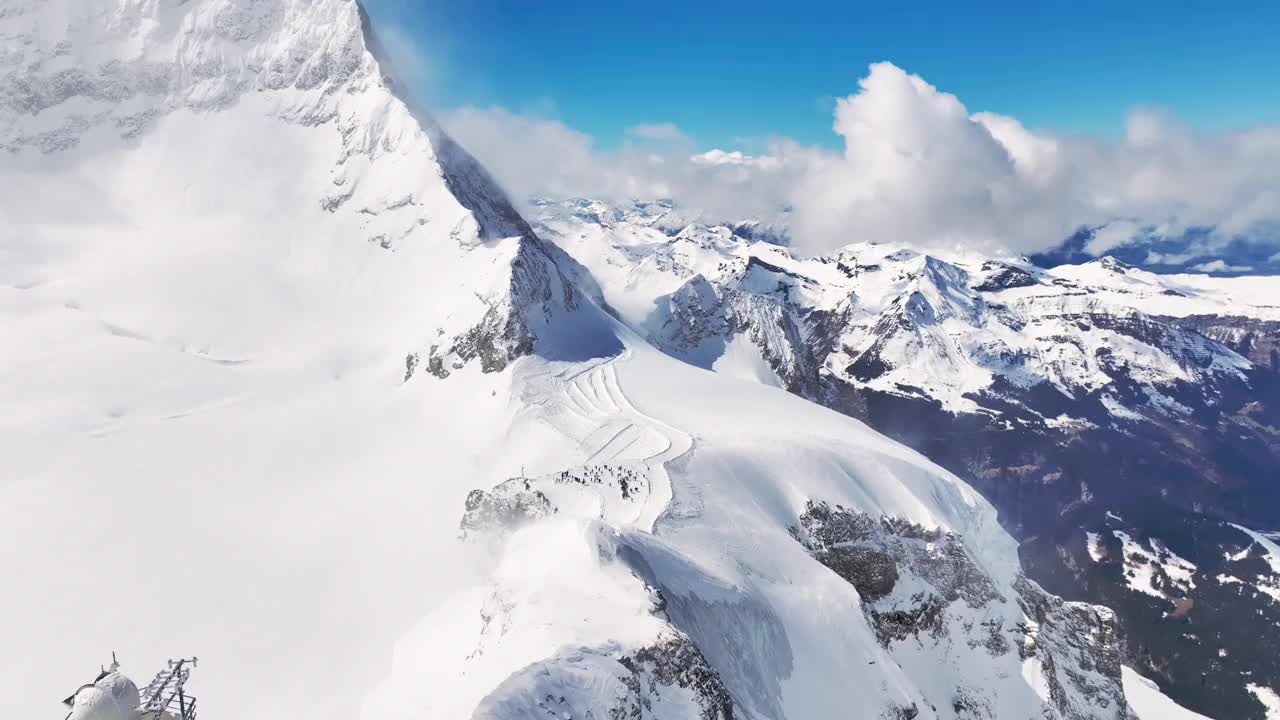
top-left (691, 149), bottom-right (782, 169)
top-left (1145, 249), bottom-right (1198, 266)
top-left (375, 24), bottom-right (436, 96)
top-left (793, 64), bottom-right (1280, 255)
top-left (1085, 220), bottom-right (1145, 255)
top-left (442, 107), bottom-right (811, 222)
top-left (1191, 259), bottom-right (1253, 273)
top-left (789, 62), bottom-right (1085, 254)
top-left (441, 62), bottom-right (1280, 257)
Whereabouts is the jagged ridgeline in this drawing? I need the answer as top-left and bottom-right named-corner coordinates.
top-left (532, 197), bottom-right (1280, 719)
top-left (0, 1), bottom-right (1243, 719)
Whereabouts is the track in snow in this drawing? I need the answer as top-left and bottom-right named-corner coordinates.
top-left (533, 352), bottom-right (691, 532)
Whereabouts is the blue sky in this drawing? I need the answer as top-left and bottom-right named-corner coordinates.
top-left (363, 0), bottom-right (1280, 150)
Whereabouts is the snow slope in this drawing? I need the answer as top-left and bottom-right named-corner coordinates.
top-left (529, 198), bottom-right (1280, 719)
top-left (1, 0), bottom-right (595, 716)
top-left (1226, 524), bottom-right (1280, 606)
top-left (1123, 667), bottom-right (1214, 720)
top-left (368, 342), bottom-right (1131, 720)
top-left (533, 199), bottom-right (1276, 418)
top-left (3, 2), bottom-right (1133, 719)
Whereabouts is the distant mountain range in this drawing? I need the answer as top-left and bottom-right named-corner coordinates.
top-left (5, 1), bottom-right (1277, 719)
top-left (530, 197), bottom-right (1280, 719)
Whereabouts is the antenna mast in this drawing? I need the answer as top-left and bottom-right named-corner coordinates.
top-left (137, 657), bottom-right (200, 720)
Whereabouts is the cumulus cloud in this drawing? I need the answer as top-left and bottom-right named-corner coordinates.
top-left (441, 107), bottom-right (813, 222)
top-left (441, 62), bottom-right (1280, 257)
top-left (1191, 259), bottom-right (1253, 273)
top-left (1084, 220), bottom-right (1146, 255)
top-left (789, 63), bottom-right (1085, 254)
top-left (691, 149), bottom-right (782, 169)
top-left (790, 63), bottom-right (1280, 255)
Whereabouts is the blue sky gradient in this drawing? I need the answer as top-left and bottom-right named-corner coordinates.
top-left (363, 0), bottom-right (1280, 149)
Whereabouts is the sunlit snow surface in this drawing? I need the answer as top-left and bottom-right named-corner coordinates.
top-left (1113, 530), bottom-right (1197, 601)
top-left (1122, 667), bottom-right (1214, 720)
top-left (1229, 524), bottom-right (1280, 605)
top-left (1, 0), bottom-right (536, 715)
top-left (1086, 532), bottom-right (1107, 562)
top-left (3, 1), bottom-right (1141, 719)
top-left (534, 200), bottom-right (1277, 418)
top-left (1247, 683), bottom-right (1280, 720)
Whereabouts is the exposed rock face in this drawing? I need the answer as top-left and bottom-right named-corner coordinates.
top-left (796, 501), bottom-right (1000, 611)
top-left (530, 197), bottom-right (1280, 718)
top-left (1167, 314), bottom-right (1280, 372)
top-left (652, 274), bottom-right (819, 396)
top-left (416, 132), bottom-right (592, 379)
top-left (472, 631), bottom-right (738, 720)
top-left (616, 633), bottom-right (737, 720)
top-left (460, 464), bottom-right (652, 540)
top-left (1, 0), bottom-right (375, 152)
top-left (883, 703), bottom-right (921, 720)
top-left (971, 261), bottom-right (1038, 292)
top-left (1013, 577), bottom-right (1130, 720)
top-left (456, 477), bottom-right (1132, 720)
top-left (423, 278), bottom-right (542, 379)
top-left (460, 481), bottom-right (556, 540)
top-left (460, 463), bottom-right (741, 720)
top-left (794, 501), bottom-right (1131, 720)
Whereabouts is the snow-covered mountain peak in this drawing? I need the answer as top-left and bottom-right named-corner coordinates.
top-left (886, 253), bottom-right (982, 326)
top-left (6, 5), bottom-right (1269, 718)
top-left (3, 2), bottom-right (611, 714)
top-left (3, 0), bottom-right (604, 384)
top-left (532, 197), bottom-right (1271, 418)
top-left (528, 197), bottom-right (1280, 717)
top-left (2, 0), bottom-right (382, 149)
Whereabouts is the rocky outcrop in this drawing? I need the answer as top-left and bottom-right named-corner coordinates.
top-left (1168, 314), bottom-right (1280, 372)
top-left (1013, 577), bottom-right (1130, 720)
top-left (414, 143), bottom-right (588, 379)
top-left (794, 501), bottom-right (1001, 644)
top-left (459, 480), bottom-right (556, 540)
top-left (793, 500), bottom-right (1130, 720)
top-left (422, 292), bottom-right (540, 379)
top-left (472, 630), bottom-right (738, 720)
top-left (972, 261), bottom-right (1039, 292)
top-left (461, 463), bottom-right (739, 720)
top-left (651, 274), bottom-right (820, 397)
top-left (1, 0), bottom-right (377, 152)
top-left (615, 633), bottom-right (737, 720)
top-left (460, 464), bottom-right (651, 540)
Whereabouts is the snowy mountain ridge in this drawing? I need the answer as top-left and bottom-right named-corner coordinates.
top-left (2, 0), bottom-right (600, 382)
top-left (531, 196), bottom-right (1277, 421)
top-left (0, 2), bottom-right (1251, 720)
top-left (532, 196), bottom-right (1280, 719)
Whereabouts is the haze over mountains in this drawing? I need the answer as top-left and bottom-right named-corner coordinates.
top-left (2, 1), bottom-right (1277, 720)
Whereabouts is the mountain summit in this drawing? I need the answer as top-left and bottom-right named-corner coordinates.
top-left (1, 2), bottom-right (1261, 720)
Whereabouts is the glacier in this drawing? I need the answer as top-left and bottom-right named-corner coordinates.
top-left (0, 0), bottom-right (1257, 719)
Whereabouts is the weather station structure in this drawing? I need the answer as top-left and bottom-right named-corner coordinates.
top-left (62, 654), bottom-right (200, 720)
